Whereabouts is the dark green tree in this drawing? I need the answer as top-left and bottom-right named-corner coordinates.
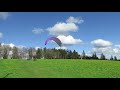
top-left (36, 48), bottom-right (42, 59)
top-left (43, 47), bottom-right (47, 59)
top-left (3, 48), bottom-right (8, 59)
top-left (0, 43), bottom-right (3, 59)
top-left (110, 55), bottom-right (113, 60)
top-left (66, 50), bottom-right (72, 59)
top-left (114, 56), bottom-right (117, 61)
top-left (82, 50), bottom-right (86, 59)
top-left (28, 47), bottom-right (33, 60)
top-left (100, 53), bottom-right (106, 60)
top-left (72, 50), bottom-right (79, 59)
top-left (12, 47), bottom-right (19, 59)
top-left (92, 52), bottom-right (98, 59)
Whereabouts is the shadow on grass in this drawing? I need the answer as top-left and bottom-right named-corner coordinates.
top-left (3, 73), bottom-right (13, 78)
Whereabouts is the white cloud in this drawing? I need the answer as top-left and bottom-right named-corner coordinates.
top-left (91, 39), bottom-right (112, 47)
top-left (90, 39), bottom-right (120, 59)
top-left (86, 53), bottom-right (92, 57)
top-left (57, 35), bottom-right (82, 45)
top-left (114, 45), bottom-right (120, 53)
top-left (47, 16), bottom-right (84, 35)
top-left (92, 47), bottom-right (119, 59)
top-left (17, 45), bottom-right (26, 49)
top-left (55, 46), bottom-right (67, 50)
top-left (0, 12), bottom-right (9, 20)
top-left (1, 43), bottom-right (15, 48)
top-left (1, 43), bottom-right (5, 46)
top-left (66, 16), bottom-right (84, 24)
top-left (113, 48), bottom-right (119, 53)
top-left (0, 33), bottom-right (3, 38)
top-left (1, 43), bottom-right (26, 49)
top-left (115, 45), bottom-right (120, 48)
top-left (35, 47), bottom-right (41, 50)
top-left (92, 47), bottom-right (112, 54)
top-left (32, 28), bottom-right (44, 34)
top-left (46, 16), bottom-right (84, 47)
top-left (9, 43), bottom-right (15, 48)
top-left (47, 22), bottom-right (78, 35)
top-left (91, 43), bottom-right (120, 59)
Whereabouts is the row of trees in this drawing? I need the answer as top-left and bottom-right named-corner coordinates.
top-left (0, 43), bottom-right (119, 60)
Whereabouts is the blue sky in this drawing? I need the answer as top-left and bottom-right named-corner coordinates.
top-left (0, 12), bottom-right (120, 59)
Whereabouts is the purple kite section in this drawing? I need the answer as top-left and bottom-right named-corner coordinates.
top-left (45, 36), bottom-right (62, 47)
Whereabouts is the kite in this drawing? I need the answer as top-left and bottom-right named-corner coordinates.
top-left (45, 36), bottom-right (62, 47)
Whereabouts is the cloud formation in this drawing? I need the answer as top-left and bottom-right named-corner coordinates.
top-left (1, 43), bottom-right (15, 48)
top-left (57, 35), bottom-right (82, 45)
top-left (47, 22), bottom-right (78, 35)
top-left (55, 46), bottom-right (67, 50)
top-left (47, 16), bottom-right (83, 35)
top-left (0, 33), bottom-right (3, 38)
top-left (92, 46), bottom-right (120, 59)
top-left (33, 16), bottom-right (84, 49)
top-left (91, 39), bottom-right (120, 59)
top-left (32, 28), bottom-right (44, 34)
top-left (66, 16), bottom-right (84, 24)
top-left (9, 43), bottom-right (15, 48)
top-left (35, 46), bottom-right (41, 50)
top-left (91, 39), bottom-right (112, 47)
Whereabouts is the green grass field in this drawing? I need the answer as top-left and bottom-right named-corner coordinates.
top-left (0, 59), bottom-right (120, 78)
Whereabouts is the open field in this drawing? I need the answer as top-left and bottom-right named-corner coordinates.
top-left (0, 59), bottom-right (120, 78)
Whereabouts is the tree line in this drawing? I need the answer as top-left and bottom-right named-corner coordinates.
top-left (0, 43), bottom-right (119, 60)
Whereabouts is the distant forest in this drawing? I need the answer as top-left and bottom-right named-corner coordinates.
top-left (0, 43), bottom-right (119, 61)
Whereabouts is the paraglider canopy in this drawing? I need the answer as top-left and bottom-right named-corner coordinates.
top-left (45, 36), bottom-right (62, 47)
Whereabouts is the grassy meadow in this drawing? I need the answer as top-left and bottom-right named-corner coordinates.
top-left (0, 59), bottom-right (120, 78)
